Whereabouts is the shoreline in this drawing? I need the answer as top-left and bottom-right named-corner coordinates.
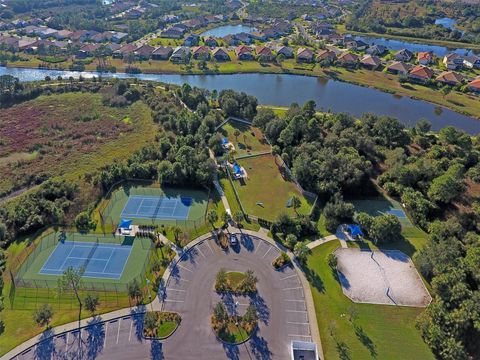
top-left (3, 62), bottom-right (480, 122)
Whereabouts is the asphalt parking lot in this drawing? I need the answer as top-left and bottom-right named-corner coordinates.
top-left (10, 234), bottom-right (312, 360)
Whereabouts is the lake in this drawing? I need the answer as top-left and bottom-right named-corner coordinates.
top-left (199, 25), bottom-right (256, 38)
top-left (1, 67), bottom-right (478, 135)
top-left (354, 35), bottom-right (477, 57)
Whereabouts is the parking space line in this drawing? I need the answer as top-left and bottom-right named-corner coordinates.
top-left (128, 320), bottom-right (133, 342)
top-left (104, 321), bottom-right (108, 348)
top-left (280, 274), bottom-right (297, 280)
top-left (284, 299), bottom-right (305, 302)
top-left (282, 287), bottom-right (303, 291)
top-left (262, 246), bottom-right (273, 258)
top-left (286, 309), bottom-right (307, 313)
top-left (116, 318), bottom-right (121, 344)
top-left (177, 278), bottom-right (189, 283)
top-left (167, 288), bottom-right (186, 292)
top-left (205, 240), bottom-right (214, 254)
top-left (288, 334), bottom-right (312, 338)
top-left (254, 242), bottom-right (263, 254)
top-left (66, 332), bottom-right (69, 353)
top-left (196, 246), bottom-right (206, 258)
top-left (177, 264), bottom-right (193, 273)
top-left (164, 299), bottom-right (184, 303)
top-left (287, 321), bottom-right (310, 325)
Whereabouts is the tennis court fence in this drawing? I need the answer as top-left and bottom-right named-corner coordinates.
top-left (8, 230), bottom-right (156, 310)
top-left (97, 179), bottom-right (209, 233)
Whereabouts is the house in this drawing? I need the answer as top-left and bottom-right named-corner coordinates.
top-left (417, 51), bottom-right (433, 65)
top-left (316, 49), bottom-right (336, 63)
top-left (327, 33), bottom-right (343, 45)
top-left (113, 43), bottom-right (137, 58)
top-left (70, 30), bottom-right (89, 43)
top-left (360, 54), bottom-right (381, 70)
top-left (183, 34), bottom-right (200, 47)
top-left (394, 48), bottom-right (413, 62)
top-left (345, 39), bottom-right (368, 51)
top-left (467, 78), bottom-right (480, 92)
top-left (435, 71), bottom-right (465, 86)
top-left (408, 65), bottom-right (434, 82)
top-left (170, 46), bottom-right (190, 63)
top-left (134, 44), bottom-right (154, 60)
top-left (463, 55), bottom-right (480, 69)
top-left (204, 36), bottom-right (218, 47)
top-left (235, 32), bottom-right (252, 44)
top-left (111, 31), bottom-right (128, 43)
top-left (296, 47), bottom-right (314, 63)
top-left (151, 46), bottom-right (173, 60)
top-left (250, 31), bottom-right (267, 41)
top-left (0, 36), bottom-right (19, 51)
top-left (77, 43), bottom-right (101, 58)
top-left (386, 61), bottom-right (412, 75)
top-left (191, 45), bottom-right (210, 60)
top-left (53, 30), bottom-right (72, 40)
top-left (161, 27), bottom-right (184, 39)
top-left (337, 52), bottom-right (359, 66)
top-left (366, 44), bottom-right (386, 56)
top-left (37, 27), bottom-right (58, 38)
top-left (91, 31), bottom-right (111, 43)
top-left (212, 47), bottom-right (230, 61)
top-left (18, 38), bottom-right (37, 51)
top-left (255, 46), bottom-right (274, 61)
top-left (443, 53), bottom-right (463, 70)
top-left (275, 45), bottom-right (293, 58)
top-left (223, 35), bottom-right (239, 46)
top-left (106, 43), bottom-right (122, 52)
top-left (235, 45), bottom-right (253, 60)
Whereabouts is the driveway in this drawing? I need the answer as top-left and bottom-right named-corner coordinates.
top-left (10, 234), bottom-right (312, 360)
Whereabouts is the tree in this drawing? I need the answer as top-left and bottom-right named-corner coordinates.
top-left (243, 304), bottom-right (258, 324)
top-left (369, 214), bottom-right (402, 243)
top-left (171, 226), bottom-right (183, 246)
top-left (222, 211), bottom-right (231, 227)
top-left (428, 164), bottom-right (465, 204)
top-left (213, 302), bottom-right (228, 322)
top-left (84, 294), bottom-right (100, 315)
top-left (127, 279), bottom-right (143, 304)
top-left (240, 270), bottom-right (258, 293)
top-left (144, 311), bottom-right (157, 337)
top-left (327, 253), bottom-right (337, 269)
top-left (216, 268), bottom-right (227, 292)
top-left (58, 266), bottom-right (84, 313)
top-left (233, 211), bottom-right (244, 228)
top-left (291, 196), bottom-right (301, 214)
top-left (294, 241), bottom-right (310, 262)
top-left (74, 211), bottom-right (95, 233)
top-left (207, 209), bottom-right (219, 230)
top-left (233, 129), bottom-right (241, 143)
top-left (323, 194), bottom-right (355, 233)
top-left (34, 304), bottom-right (53, 328)
top-left (285, 233), bottom-right (298, 249)
top-left (0, 221), bottom-right (6, 242)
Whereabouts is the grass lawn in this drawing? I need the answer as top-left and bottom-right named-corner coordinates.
top-left (233, 154), bottom-right (315, 221)
top-left (157, 320), bottom-right (177, 338)
top-left (217, 119), bottom-right (271, 157)
top-left (305, 241), bottom-right (434, 360)
top-left (218, 321), bottom-right (249, 344)
top-left (225, 271), bottom-right (245, 289)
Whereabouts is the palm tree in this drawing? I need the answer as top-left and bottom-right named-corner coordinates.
top-left (207, 209), bottom-right (219, 230)
top-left (233, 211), bottom-right (244, 228)
top-left (222, 212), bottom-right (231, 227)
top-left (233, 129), bottom-right (241, 143)
top-left (294, 241), bottom-right (310, 263)
top-left (171, 226), bottom-right (183, 246)
top-left (291, 195), bottom-right (301, 215)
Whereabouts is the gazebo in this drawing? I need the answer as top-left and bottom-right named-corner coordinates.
top-left (347, 224), bottom-right (364, 239)
top-left (118, 219), bottom-right (133, 235)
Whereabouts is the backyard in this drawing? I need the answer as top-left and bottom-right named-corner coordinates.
top-left (305, 240), bottom-right (434, 360)
top-left (232, 154), bottom-right (315, 221)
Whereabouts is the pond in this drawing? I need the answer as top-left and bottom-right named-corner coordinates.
top-left (1, 67), bottom-right (479, 135)
top-left (199, 25), bottom-right (257, 38)
top-left (435, 18), bottom-right (457, 30)
top-left (354, 35), bottom-right (477, 57)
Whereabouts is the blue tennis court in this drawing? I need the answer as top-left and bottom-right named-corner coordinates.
top-left (39, 241), bottom-right (132, 279)
top-left (383, 208), bottom-right (407, 218)
top-left (121, 195), bottom-right (192, 220)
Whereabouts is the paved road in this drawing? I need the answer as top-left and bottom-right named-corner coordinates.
top-left (11, 234), bottom-right (311, 360)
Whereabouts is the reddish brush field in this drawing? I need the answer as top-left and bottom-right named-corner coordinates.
top-left (0, 92), bottom-right (155, 197)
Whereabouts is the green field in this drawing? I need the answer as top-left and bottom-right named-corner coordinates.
top-left (217, 119), bottom-right (271, 157)
top-left (97, 183), bottom-right (209, 231)
top-left (14, 232), bottom-right (151, 288)
top-left (306, 241), bottom-right (434, 360)
top-left (232, 154), bottom-right (315, 221)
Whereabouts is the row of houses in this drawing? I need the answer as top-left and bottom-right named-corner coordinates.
top-left (17, 26), bottom-right (128, 43)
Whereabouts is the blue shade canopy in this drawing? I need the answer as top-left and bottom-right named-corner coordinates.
top-left (348, 224), bottom-right (363, 237)
top-left (222, 137), bottom-right (229, 144)
top-left (233, 163), bottom-right (242, 174)
top-left (119, 219), bottom-right (132, 229)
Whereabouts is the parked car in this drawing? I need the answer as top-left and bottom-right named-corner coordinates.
top-left (229, 234), bottom-right (238, 246)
